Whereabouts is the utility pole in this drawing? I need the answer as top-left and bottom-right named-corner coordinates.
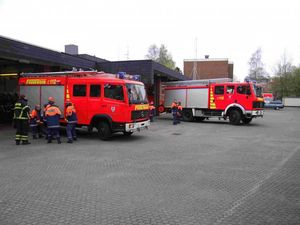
top-left (191, 38), bottom-right (198, 80)
top-left (125, 45), bottom-right (130, 60)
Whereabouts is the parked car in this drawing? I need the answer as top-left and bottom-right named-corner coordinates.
top-left (264, 100), bottom-right (284, 110)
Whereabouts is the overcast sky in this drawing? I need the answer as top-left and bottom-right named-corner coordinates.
top-left (1, 0), bottom-right (299, 80)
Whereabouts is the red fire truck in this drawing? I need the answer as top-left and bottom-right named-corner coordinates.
top-left (262, 93), bottom-right (273, 103)
top-left (161, 79), bottom-right (264, 125)
top-left (18, 71), bottom-right (150, 139)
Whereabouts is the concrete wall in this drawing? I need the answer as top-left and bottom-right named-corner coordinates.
top-left (283, 97), bottom-right (300, 107)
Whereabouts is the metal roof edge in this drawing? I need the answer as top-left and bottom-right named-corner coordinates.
top-left (184, 58), bottom-right (229, 62)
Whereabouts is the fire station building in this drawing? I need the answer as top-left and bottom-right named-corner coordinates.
top-left (0, 36), bottom-right (186, 122)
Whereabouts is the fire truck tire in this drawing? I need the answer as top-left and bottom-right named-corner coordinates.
top-left (242, 117), bottom-right (252, 124)
top-left (97, 121), bottom-right (112, 140)
top-left (182, 109), bottom-right (194, 122)
top-left (229, 109), bottom-right (241, 125)
top-left (123, 131), bottom-right (133, 136)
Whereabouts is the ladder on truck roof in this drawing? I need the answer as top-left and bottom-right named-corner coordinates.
top-left (20, 70), bottom-right (101, 77)
top-left (163, 78), bottom-right (233, 87)
top-left (20, 70), bottom-right (142, 81)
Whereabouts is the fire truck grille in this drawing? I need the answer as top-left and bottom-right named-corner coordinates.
top-left (253, 101), bottom-right (264, 108)
top-left (131, 110), bottom-right (149, 120)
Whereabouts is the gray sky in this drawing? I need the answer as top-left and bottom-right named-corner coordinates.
top-left (1, 0), bottom-right (299, 80)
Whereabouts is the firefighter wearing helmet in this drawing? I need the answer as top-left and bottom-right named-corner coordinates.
top-left (45, 97), bottom-right (62, 144)
top-left (13, 94), bottom-right (31, 145)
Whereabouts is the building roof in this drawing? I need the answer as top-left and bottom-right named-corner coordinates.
top-left (0, 35), bottom-right (186, 82)
top-left (0, 35), bottom-right (96, 69)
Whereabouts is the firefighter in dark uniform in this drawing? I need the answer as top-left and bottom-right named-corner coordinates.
top-left (171, 99), bottom-right (178, 125)
top-left (30, 104), bottom-right (44, 139)
top-left (45, 97), bottom-right (62, 144)
top-left (13, 95), bottom-right (30, 145)
top-left (149, 101), bottom-right (156, 122)
top-left (43, 97), bottom-right (55, 139)
top-left (65, 101), bottom-right (78, 143)
top-left (177, 101), bottom-right (183, 124)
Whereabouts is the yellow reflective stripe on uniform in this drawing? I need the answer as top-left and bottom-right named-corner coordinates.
top-left (15, 135), bottom-right (21, 140)
top-left (18, 105), bottom-right (30, 119)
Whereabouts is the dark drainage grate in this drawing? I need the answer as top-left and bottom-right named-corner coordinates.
top-left (172, 133), bottom-right (181, 135)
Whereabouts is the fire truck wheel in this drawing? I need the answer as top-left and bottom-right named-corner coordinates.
top-left (97, 121), bottom-right (112, 140)
top-left (229, 109), bottom-right (241, 125)
top-left (123, 131), bottom-right (133, 136)
top-left (242, 117), bottom-right (252, 124)
top-left (182, 109), bottom-right (194, 122)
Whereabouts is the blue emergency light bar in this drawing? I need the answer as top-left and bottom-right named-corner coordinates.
top-left (117, 72), bottom-right (126, 79)
top-left (116, 72), bottom-right (141, 81)
top-left (244, 77), bottom-right (256, 83)
top-left (132, 75), bottom-right (141, 81)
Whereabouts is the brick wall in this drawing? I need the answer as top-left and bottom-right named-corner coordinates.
top-left (184, 59), bottom-right (233, 80)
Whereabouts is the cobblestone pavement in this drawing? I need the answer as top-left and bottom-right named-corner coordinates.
top-left (0, 108), bottom-right (299, 225)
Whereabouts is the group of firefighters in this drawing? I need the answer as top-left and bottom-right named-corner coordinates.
top-left (13, 95), bottom-right (78, 145)
top-left (148, 99), bottom-right (182, 125)
top-left (13, 95), bottom-right (180, 144)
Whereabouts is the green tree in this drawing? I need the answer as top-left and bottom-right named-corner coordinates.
top-left (274, 53), bottom-right (294, 76)
top-left (271, 67), bottom-right (300, 98)
top-left (145, 44), bottom-right (176, 70)
top-left (145, 44), bottom-right (159, 61)
top-left (271, 53), bottom-right (300, 98)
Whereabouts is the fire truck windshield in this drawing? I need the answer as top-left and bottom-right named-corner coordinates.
top-left (126, 84), bottom-right (148, 104)
top-left (252, 83), bottom-right (262, 97)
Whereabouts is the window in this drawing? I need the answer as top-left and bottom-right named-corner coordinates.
top-left (126, 83), bottom-right (148, 104)
top-left (237, 85), bottom-right (251, 95)
top-left (104, 84), bottom-right (124, 101)
top-left (73, 85), bottom-right (86, 97)
top-left (90, 85), bottom-right (101, 97)
top-left (214, 86), bottom-right (224, 95)
top-left (226, 86), bottom-right (234, 94)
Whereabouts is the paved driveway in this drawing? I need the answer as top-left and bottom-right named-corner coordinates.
top-left (0, 108), bottom-right (299, 224)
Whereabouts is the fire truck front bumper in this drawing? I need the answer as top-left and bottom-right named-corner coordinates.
top-left (125, 120), bottom-right (151, 132)
top-left (246, 110), bottom-right (264, 118)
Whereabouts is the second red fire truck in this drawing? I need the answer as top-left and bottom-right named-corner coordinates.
top-left (160, 79), bottom-right (264, 125)
top-left (18, 71), bottom-right (150, 139)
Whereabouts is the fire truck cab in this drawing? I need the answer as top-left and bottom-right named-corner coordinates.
top-left (18, 71), bottom-right (150, 139)
top-left (162, 79), bottom-right (264, 125)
